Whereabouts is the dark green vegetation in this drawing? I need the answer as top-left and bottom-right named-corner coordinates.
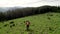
top-left (0, 5), bottom-right (59, 21)
top-left (0, 12), bottom-right (60, 34)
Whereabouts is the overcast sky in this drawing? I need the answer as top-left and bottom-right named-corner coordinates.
top-left (0, 0), bottom-right (59, 7)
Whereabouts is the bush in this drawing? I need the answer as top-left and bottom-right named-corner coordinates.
top-left (0, 5), bottom-right (59, 21)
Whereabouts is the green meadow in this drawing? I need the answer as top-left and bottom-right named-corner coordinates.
top-left (0, 12), bottom-right (60, 34)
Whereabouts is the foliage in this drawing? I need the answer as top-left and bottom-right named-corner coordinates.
top-left (0, 5), bottom-right (59, 21)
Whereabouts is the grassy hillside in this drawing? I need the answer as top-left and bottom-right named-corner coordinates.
top-left (0, 12), bottom-right (60, 34)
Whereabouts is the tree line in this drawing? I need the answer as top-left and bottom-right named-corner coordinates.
top-left (0, 5), bottom-right (59, 21)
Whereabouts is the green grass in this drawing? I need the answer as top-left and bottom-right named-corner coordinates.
top-left (0, 12), bottom-right (60, 34)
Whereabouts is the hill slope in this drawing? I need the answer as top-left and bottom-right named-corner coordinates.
top-left (0, 12), bottom-right (60, 34)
